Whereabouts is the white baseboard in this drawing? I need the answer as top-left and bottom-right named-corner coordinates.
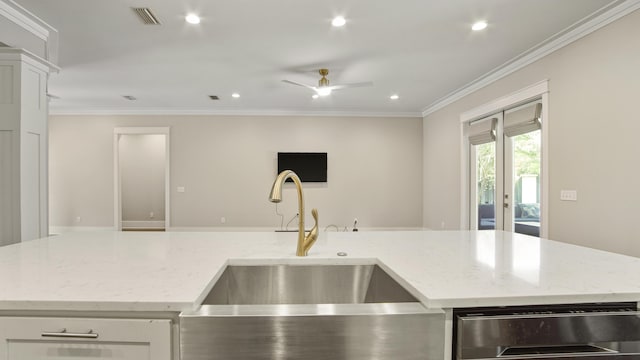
top-left (49, 226), bottom-right (116, 235)
top-left (167, 227), bottom-right (277, 232)
top-left (167, 226), bottom-right (427, 232)
top-left (49, 225), bottom-right (428, 235)
top-left (122, 221), bottom-right (165, 229)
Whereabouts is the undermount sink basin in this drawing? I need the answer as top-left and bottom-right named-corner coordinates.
top-left (201, 264), bottom-right (417, 305)
top-left (180, 263), bottom-right (444, 360)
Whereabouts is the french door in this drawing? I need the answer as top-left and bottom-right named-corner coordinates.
top-left (469, 100), bottom-right (542, 237)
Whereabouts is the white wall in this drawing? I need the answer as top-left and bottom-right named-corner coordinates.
top-left (119, 134), bottom-right (166, 223)
top-left (423, 10), bottom-right (640, 256)
top-left (50, 115), bottom-right (423, 230)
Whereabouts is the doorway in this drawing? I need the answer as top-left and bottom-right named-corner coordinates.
top-left (113, 127), bottom-right (170, 231)
top-left (461, 81), bottom-right (548, 238)
top-left (469, 102), bottom-right (542, 236)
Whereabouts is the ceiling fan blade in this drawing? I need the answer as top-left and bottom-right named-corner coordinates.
top-left (328, 81), bottom-right (374, 91)
top-left (282, 80), bottom-right (316, 91)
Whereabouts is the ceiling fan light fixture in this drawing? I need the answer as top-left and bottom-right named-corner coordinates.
top-left (472, 21), bottom-right (487, 31)
top-left (282, 68), bottom-right (372, 96)
top-left (316, 88), bottom-right (332, 96)
top-left (185, 14), bottom-right (201, 24)
top-left (332, 16), bottom-right (346, 27)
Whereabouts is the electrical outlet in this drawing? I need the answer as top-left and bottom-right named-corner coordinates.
top-left (149, 212), bottom-right (154, 219)
top-left (220, 217), bottom-right (226, 224)
top-left (177, 186), bottom-right (185, 193)
top-left (75, 216), bottom-right (81, 223)
top-left (560, 190), bottom-right (578, 201)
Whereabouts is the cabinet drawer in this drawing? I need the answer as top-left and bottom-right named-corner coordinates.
top-left (0, 317), bottom-right (171, 360)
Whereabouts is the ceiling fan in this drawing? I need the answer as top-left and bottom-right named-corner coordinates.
top-left (283, 69), bottom-right (373, 97)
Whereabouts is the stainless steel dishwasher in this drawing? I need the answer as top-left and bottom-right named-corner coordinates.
top-left (454, 302), bottom-right (640, 359)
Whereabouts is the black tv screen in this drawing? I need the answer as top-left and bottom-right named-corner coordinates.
top-left (277, 152), bottom-right (327, 182)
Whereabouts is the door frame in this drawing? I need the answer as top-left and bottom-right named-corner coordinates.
top-left (113, 127), bottom-right (170, 231)
top-left (459, 80), bottom-right (549, 238)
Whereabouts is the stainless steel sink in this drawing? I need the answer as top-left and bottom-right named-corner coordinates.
top-left (201, 264), bottom-right (419, 305)
top-left (180, 263), bottom-right (444, 360)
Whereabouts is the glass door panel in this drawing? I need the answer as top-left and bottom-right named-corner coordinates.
top-left (508, 130), bottom-right (541, 236)
top-left (475, 141), bottom-right (496, 230)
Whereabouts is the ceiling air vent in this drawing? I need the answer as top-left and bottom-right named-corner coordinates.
top-left (123, 95), bottom-right (137, 101)
top-left (132, 7), bottom-right (161, 25)
top-left (209, 95), bottom-right (220, 100)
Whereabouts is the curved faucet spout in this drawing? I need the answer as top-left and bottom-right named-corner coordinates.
top-left (269, 170), bottom-right (319, 256)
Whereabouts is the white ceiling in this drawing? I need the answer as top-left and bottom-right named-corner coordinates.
top-left (14, 0), bottom-right (617, 116)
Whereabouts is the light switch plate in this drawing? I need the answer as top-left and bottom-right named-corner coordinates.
top-left (560, 190), bottom-right (577, 201)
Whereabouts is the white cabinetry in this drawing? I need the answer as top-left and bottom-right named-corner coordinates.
top-left (0, 317), bottom-right (171, 360)
top-left (0, 48), bottom-right (58, 245)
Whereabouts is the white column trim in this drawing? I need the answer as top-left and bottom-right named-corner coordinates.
top-left (0, 48), bottom-right (60, 73)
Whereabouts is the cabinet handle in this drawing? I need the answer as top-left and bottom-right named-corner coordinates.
top-left (41, 328), bottom-right (99, 339)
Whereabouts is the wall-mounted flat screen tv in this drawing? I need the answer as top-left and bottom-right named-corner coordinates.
top-left (277, 152), bottom-right (327, 182)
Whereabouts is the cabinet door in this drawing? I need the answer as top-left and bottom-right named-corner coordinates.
top-left (7, 341), bottom-right (151, 359)
top-left (0, 317), bottom-right (171, 360)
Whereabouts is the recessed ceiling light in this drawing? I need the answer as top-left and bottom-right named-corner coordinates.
top-left (472, 21), bottom-right (487, 31)
top-left (332, 16), bottom-right (346, 27)
top-left (232, 93), bottom-right (240, 98)
top-left (390, 94), bottom-right (399, 100)
top-left (312, 94), bottom-right (319, 99)
top-left (185, 14), bottom-right (201, 24)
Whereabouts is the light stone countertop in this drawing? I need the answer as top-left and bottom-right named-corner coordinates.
top-left (2, 230), bottom-right (640, 312)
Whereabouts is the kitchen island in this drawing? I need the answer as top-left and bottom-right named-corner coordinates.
top-left (2, 230), bottom-right (640, 359)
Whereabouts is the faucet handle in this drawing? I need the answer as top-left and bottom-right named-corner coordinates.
top-left (304, 209), bottom-right (319, 255)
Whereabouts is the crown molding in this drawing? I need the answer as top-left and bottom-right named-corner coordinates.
top-left (0, 0), bottom-right (59, 64)
top-left (0, 0), bottom-right (49, 40)
top-left (421, 0), bottom-right (640, 117)
top-left (48, 107), bottom-right (423, 118)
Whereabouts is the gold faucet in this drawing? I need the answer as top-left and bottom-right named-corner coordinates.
top-left (269, 170), bottom-right (319, 256)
